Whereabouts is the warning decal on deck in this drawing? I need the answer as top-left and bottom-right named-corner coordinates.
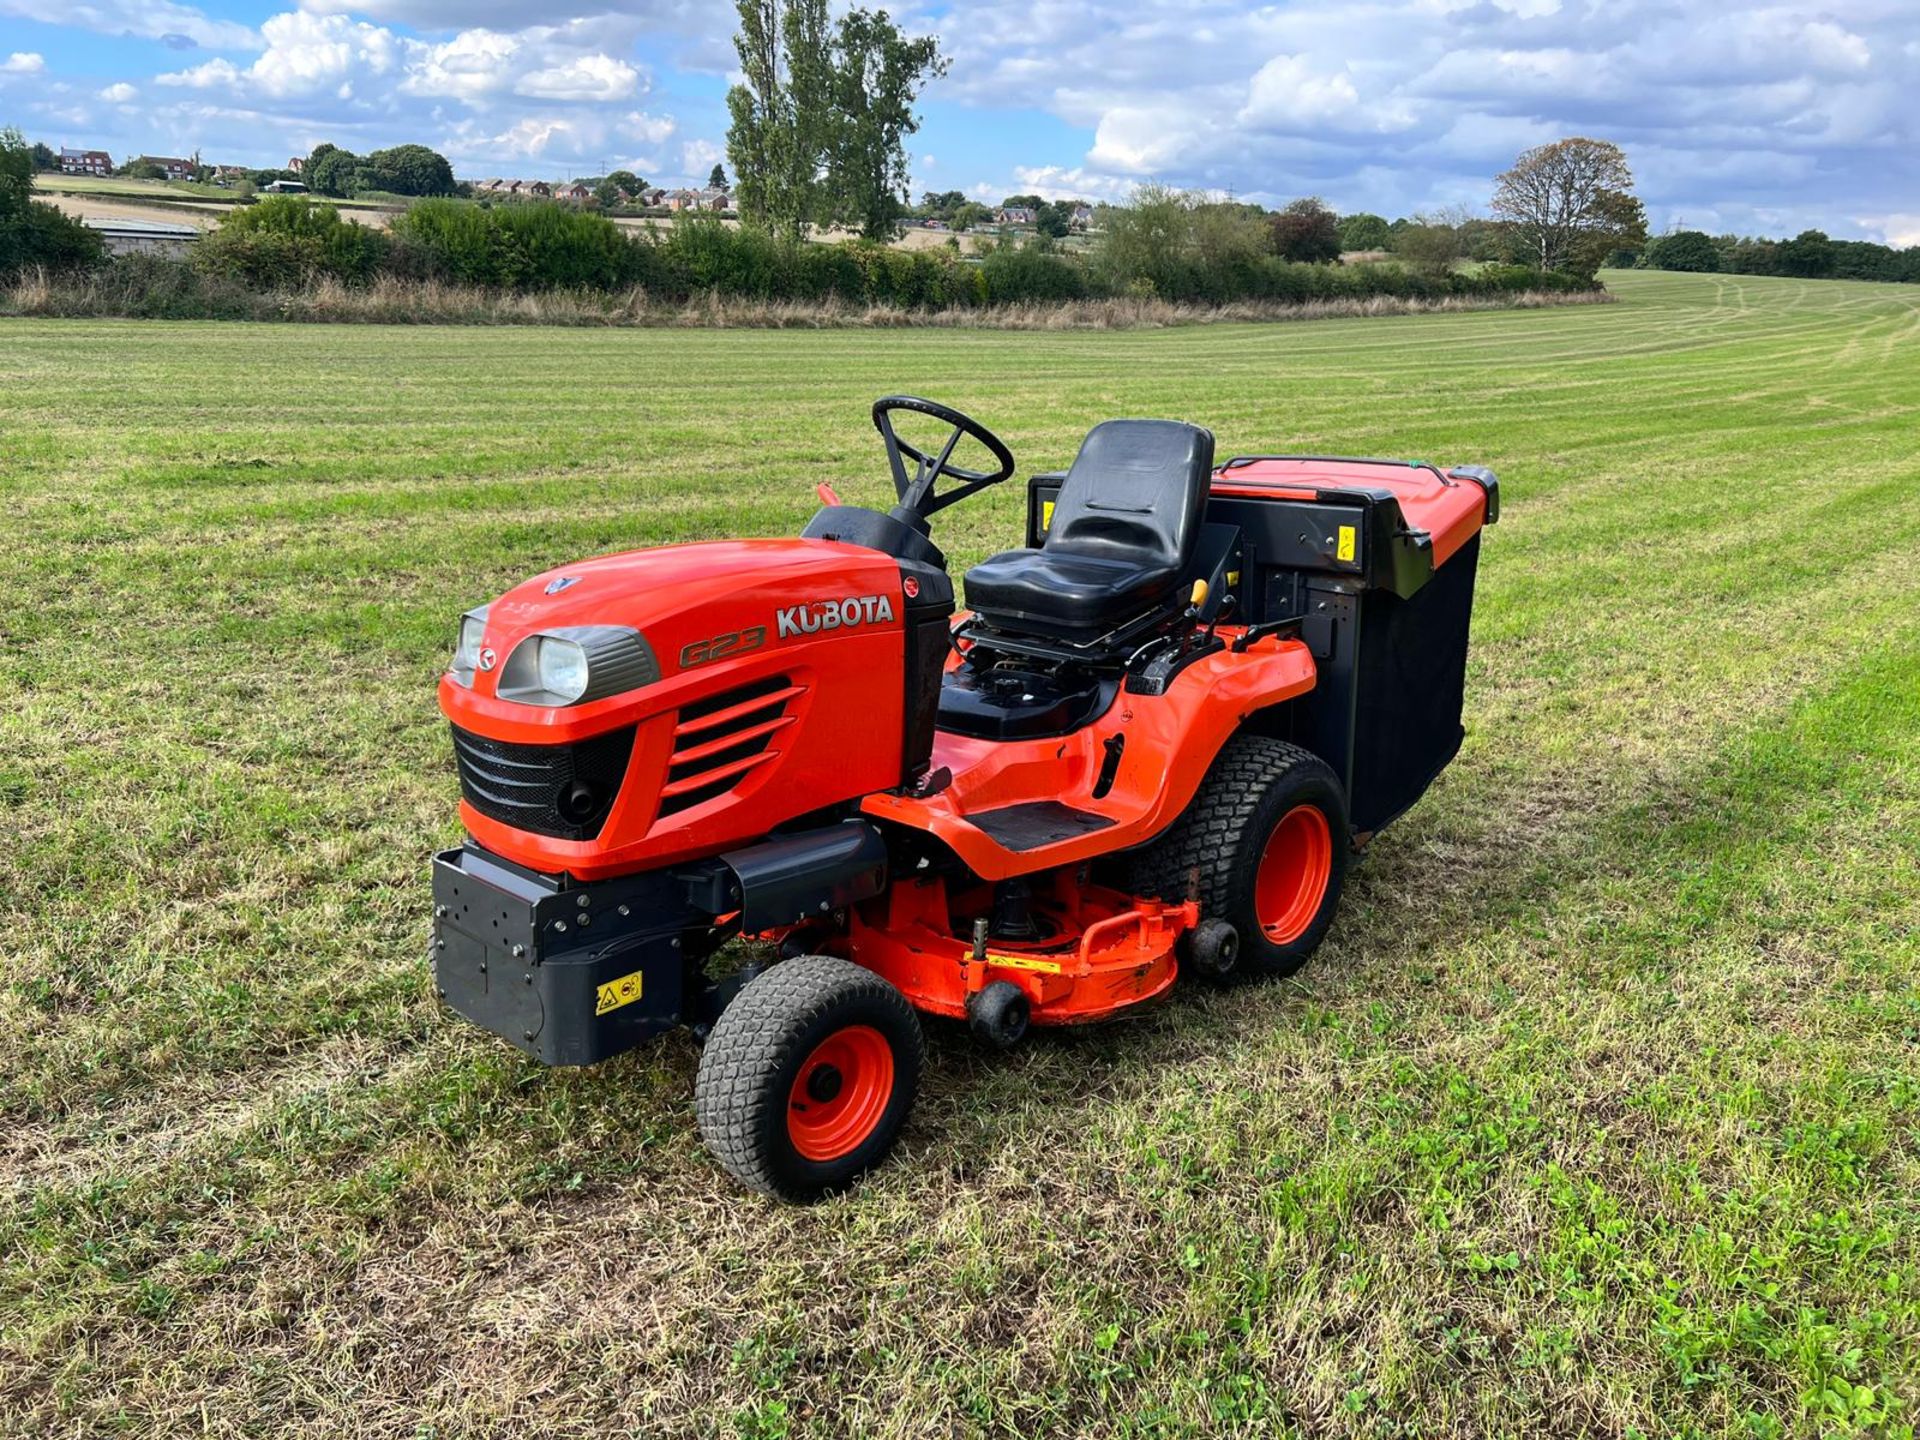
top-left (1336, 525), bottom-right (1357, 562)
top-left (595, 969), bottom-right (644, 1015)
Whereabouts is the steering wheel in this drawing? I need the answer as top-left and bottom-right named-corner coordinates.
top-left (871, 396), bottom-right (1016, 520)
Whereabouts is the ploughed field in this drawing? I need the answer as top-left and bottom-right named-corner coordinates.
top-left (2, 269), bottom-right (1917, 1437)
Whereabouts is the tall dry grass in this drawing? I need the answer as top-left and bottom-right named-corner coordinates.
top-left (1, 266), bottom-right (1615, 330)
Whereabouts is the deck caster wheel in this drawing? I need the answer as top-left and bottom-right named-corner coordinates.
top-left (695, 956), bottom-right (922, 1202)
top-left (966, 981), bottom-right (1030, 1049)
top-left (1182, 918), bottom-right (1240, 983)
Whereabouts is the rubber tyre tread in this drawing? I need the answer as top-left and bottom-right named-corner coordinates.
top-left (1127, 735), bottom-right (1348, 978)
top-left (695, 955), bottom-right (923, 1202)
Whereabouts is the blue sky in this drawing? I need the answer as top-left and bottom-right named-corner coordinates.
top-left (2, 0), bottom-right (1916, 243)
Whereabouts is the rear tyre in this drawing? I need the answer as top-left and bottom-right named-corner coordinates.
top-left (1128, 735), bottom-right (1348, 979)
top-left (695, 955), bottom-right (923, 1202)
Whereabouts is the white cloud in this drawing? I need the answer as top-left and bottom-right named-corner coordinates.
top-left (1012, 163), bottom-right (1133, 203)
top-left (98, 82), bottom-right (137, 102)
top-left (3, 51), bottom-right (46, 74)
top-left (0, 0), bottom-right (256, 51)
top-left (517, 54), bottom-right (640, 101)
top-left (624, 111), bottom-right (676, 147)
top-left (680, 137), bottom-right (723, 175)
top-left (1861, 213), bottom-right (1920, 248)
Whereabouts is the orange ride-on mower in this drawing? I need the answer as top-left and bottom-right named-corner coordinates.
top-left (432, 398), bottom-right (1497, 1200)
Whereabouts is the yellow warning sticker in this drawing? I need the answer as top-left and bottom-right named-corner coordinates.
top-left (965, 949), bottom-right (1064, 974)
top-left (595, 969), bottom-right (644, 1016)
top-left (1336, 525), bottom-right (1357, 563)
top-left (1040, 499), bottom-right (1056, 532)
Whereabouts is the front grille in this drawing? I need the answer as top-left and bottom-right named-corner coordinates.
top-left (658, 674), bottom-right (802, 818)
top-left (450, 724), bottom-right (636, 841)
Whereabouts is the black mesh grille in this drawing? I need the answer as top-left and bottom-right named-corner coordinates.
top-left (450, 724), bottom-right (636, 840)
top-left (658, 675), bottom-right (796, 818)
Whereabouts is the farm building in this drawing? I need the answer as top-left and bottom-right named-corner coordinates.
top-left (59, 147), bottom-right (112, 175)
top-left (81, 217), bottom-right (200, 258)
top-left (287, 156), bottom-right (305, 173)
top-left (261, 179), bottom-right (308, 193)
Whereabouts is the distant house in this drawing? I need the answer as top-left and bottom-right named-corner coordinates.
top-left (138, 156), bottom-right (196, 181)
top-left (1069, 204), bottom-right (1094, 231)
top-left (262, 179), bottom-right (308, 193)
top-left (560, 181), bottom-right (592, 202)
top-left (996, 206), bottom-right (1038, 226)
top-left (82, 216), bottom-right (200, 258)
top-left (528, 180), bottom-right (553, 198)
top-left (59, 147), bottom-right (112, 176)
top-left (286, 156), bottom-right (305, 173)
top-left (673, 188), bottom-right (730, 213)
top-left (213, 164), bottom-right (248, 180)
top-left (639, 187), bottom-right (669, 207)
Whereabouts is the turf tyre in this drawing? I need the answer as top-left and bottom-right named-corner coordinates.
top-left (1128, 735), bottom-right (1348, 979)
top-left (696, 955), bottom-right (923, 1202)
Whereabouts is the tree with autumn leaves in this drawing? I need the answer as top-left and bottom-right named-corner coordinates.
top-left (1492, 137), bottom-right (1648, 280)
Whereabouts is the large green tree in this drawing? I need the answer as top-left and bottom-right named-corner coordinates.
top-left (822, 9), bottom-right (945, 240)
top-left (362, 144), bottom-right (456, 196)
top-left (1777, 229), bottom-right (1837, 277)
top-left (725, 0), bottom-right (834, 238)
top-left (304, 143), bottom-right (358, 197)
top-left (1644, 229), bottom-right (1720, 273)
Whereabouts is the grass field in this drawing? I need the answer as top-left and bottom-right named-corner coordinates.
top-left (2, 269), bottom-right (1917, 1438)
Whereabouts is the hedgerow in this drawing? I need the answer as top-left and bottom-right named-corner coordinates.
top-left (73, 194), bottom-right (1606, 317)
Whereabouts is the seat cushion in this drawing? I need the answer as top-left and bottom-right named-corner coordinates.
top-left (963, 547), bottom-right (1181, 634)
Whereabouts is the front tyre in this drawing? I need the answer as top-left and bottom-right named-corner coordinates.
top-left (1129, 735), bottom-right (1349, 979)
top-left (695, 955), bottom-right (923, 1202)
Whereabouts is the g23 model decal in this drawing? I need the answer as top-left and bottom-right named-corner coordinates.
top-left (680, 625), bottom-right (767, 669)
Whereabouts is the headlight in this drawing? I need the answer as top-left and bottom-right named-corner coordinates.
top-left (534, 638), bottom-right (589, 703)
top-left (496, 626), bottom-right (659, 707)
top-left (448, 606), bottom-right (490, 686)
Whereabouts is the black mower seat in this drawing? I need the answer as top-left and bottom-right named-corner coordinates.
top-left (964, 418), bottom-right (1214, 636)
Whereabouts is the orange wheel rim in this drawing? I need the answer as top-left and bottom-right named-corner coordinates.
top-left (1254, 804), bottom-right (1332, 945)
top-left (787, 1024), bottom-right (894, 1162)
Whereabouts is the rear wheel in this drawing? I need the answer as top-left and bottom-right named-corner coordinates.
top-left (695, 955), bottom-right (923, 1201)
top-left (1128, 735), bottom-right (1348, 978)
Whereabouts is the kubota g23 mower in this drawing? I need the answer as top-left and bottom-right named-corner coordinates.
top-left (433, 398), bottom-right (1496, 1200)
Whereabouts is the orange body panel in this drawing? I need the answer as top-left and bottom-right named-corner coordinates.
top-left (440, 538), bottom-right (908, 879)
top-left (1211, 458), bottom-right (1487, 566)
top-left (860, 627), bottom-right (1317, 879)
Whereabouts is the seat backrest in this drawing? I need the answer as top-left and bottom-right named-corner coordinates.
top-left (1046, 419), bottom-right (1215, 571)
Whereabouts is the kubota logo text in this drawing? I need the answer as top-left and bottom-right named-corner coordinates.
top-left (776, 593), bottom-right (894, 639)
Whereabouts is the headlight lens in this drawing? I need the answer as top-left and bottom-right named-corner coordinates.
top-left (449, 607), bottom-right (489, 685)
top-left (534, 638), bottom-right (590, 704)
top-left (494, 626), bottom-right (657, 707)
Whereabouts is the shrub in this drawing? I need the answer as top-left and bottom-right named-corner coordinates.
top-left (487, 203), bottom-right (635, 289)
top-left (979, 242), bottom-right (1083, 303)
top-left (388, 197), bottom-right (499, 284)
top-left (196, 196), bottom-right (387, 285)
top-left (0, 126), bottom-right (104, 277)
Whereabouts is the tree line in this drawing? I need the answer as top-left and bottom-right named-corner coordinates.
top-left (1637, 227), bottom-right (1920, 284)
